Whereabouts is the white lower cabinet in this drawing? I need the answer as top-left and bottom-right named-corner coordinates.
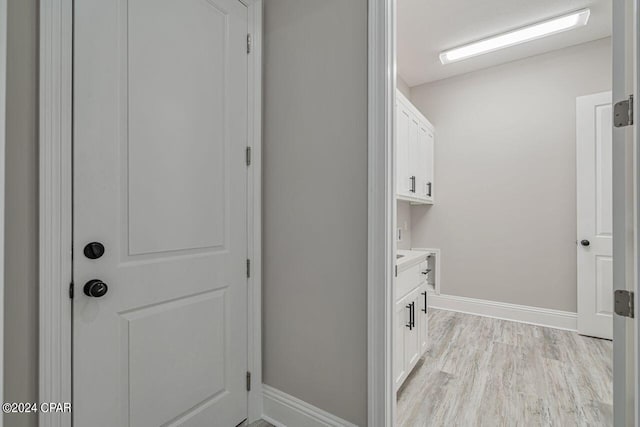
top-left (394, 300), bottom-right (407, 387)
top-left (394, 268), bottom-right (430, 391)
top-left (418, 284), bottom-right (429, 355)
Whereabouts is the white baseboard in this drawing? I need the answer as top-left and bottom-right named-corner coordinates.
top-left (428, 293), bottom-right (577, 331)
top-left (262, 385), bottom-right (358, 427)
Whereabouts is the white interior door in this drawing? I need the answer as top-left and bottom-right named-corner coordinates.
top-left (576, 91), bottom-right (613, 340)
top-left (73, 0), bottom-right (249, 426)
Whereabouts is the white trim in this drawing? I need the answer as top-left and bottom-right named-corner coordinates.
top-left (246, 0), bottom-right (263, 422)
top-left (367, 0), bottom-right (395, 426)
top-left (428, 294), bottom-right (578, 332)
top-left (39, 1), bottom-right (73, 426)
top-left (262, 386), bottom-right (358, 427)
top-left (0, 0), bottom-right (6, 422)
top-left (612, 1), bottom-right (638, 425)
top-left (38, 1), bottom-right (263, 425)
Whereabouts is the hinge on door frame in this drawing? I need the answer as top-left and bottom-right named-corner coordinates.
top-left (246, 146), bottom-right (252, 166)
top-left (69, 282), bottom-right (74, 299)
top-left (246, 371), bottom-right (251, 391)
top-left (246, 259), bottom-right (251, 278)
top-left (614, 290), bottom-right (634, 318)
top-left (614, 94), bottom-right (634, 127)
top-left (247, 33), bottom-right (251, 54)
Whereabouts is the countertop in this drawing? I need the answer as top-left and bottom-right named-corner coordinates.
top-left (396, 249), bottom-right (432, 273)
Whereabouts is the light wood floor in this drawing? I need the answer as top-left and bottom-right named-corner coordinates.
top-left (245, 420), bottom-right (273, 427)
top-left (397, 309), bottom-right (613, 426)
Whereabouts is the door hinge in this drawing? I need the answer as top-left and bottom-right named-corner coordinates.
top-left (246, 146), bottom-right (252, 166)
top-left (69, 282), bottom-right (74, 299)
top-left (614, 94), bottom-right (634, 127)
top-left (614, 290), bottom-right (634, 318)
top-left (246, 259), bottom-right (251, 278)
top-left (395, 265), bottom-right (398, 277)
top-left (246, 371), bottom-right (251, 391)
top-left (247, 34), bottom-right (252, 54)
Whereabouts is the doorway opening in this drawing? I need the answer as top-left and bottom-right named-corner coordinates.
top-left (391, 1), bottom-right (620, 425)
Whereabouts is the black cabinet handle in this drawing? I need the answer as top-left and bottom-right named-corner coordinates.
top-left (406, 303), bottom-right (413, 330)
top-left (411, 302), bottom-right (416, 328)
top-left (421, 291), bottom-right (427, 313)
top-left (410, 176), bottom-right (416, 193)
top-left (427, 182), bottom-right (432, 197)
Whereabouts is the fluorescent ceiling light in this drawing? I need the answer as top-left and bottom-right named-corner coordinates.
top-left (439, 9), bottom-right (591, 64)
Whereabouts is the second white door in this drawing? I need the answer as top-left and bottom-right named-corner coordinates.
top-left (576, 91), bottom-right (613, 340)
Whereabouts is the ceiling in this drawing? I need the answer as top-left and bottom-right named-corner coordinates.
top-left (397, 0), bottom-right (612, 87)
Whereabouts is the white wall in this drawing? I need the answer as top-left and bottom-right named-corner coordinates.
top-left (4, 0), bottom-right (38, 426)
top-left (262, 1), bottom-right (367, 425)
top-left (409, 38), bottom-right (611, 312)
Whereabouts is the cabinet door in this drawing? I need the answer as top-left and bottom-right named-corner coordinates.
top-left (396, 103), bottom-right (411, 197)
top-left (424, 128), bottom-right (435, 201)
top-left (407, 116), bottom-right (420, 197)
top-left (414, 124), bottom-right (430, 200)
top-left (394, 300), bottom-right (408, 389)
top-left (404, 295), bottom-right (420, 370)
top-left (418, 286), bottom-right (429, 354)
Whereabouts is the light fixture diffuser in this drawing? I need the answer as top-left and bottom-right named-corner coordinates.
top-left (439, 9), bottom-right (591, 64)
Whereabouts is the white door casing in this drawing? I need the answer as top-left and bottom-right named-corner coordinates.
top-left (73, 0), bottom-right (249, 426)
top-left (576, 91), bottom-right (613, 340)
top-left (0, 0), bottom-right (6, 420)
top-left (612, 0), bottom-right (638, 424)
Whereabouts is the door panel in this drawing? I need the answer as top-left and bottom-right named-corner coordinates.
top-left (127, 0), bottom-right (229, 255)
top-left (425, 130), bottom-right (434, 200)
top-left (415, 125), bottom-right (429, 199)
top-left (407, 117), bottom-right (419, 197)
top-left (73, 0), bottom-right (249, 425)
top-left (417, 287), bottom-right (428, 354)
top-left (394, 302), bottom-right (407, 389)
top-left (576, 92), bottom-right (613, 340)
top-left (404, 294), bottom-right (420, 369)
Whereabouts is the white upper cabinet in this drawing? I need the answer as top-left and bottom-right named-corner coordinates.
top-left (396, 90), bottom-right (435, 204)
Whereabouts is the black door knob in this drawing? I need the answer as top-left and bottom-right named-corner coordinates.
top-left (84, 242), bottom-right (105, 259)
top-left (84, 280), bottom-right (108, 298)
top-left (580, 239), bottom-right (590, 247)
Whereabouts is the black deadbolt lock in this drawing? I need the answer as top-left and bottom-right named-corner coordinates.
top-left (84, 279), bottom-right (108, 298)
top-left (84, 242), bottom-right (105, 259)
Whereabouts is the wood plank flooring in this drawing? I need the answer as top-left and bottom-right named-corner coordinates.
top-left (245, 420), bottom-right (273, 427)
top-left (397, 309), bottom-right (613, 426)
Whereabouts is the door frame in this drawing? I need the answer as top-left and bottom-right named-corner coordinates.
top-left (368, 0), bottom-right (395, 425)
top-left (612, 0), bottom-right (639, 425)
top-left (0, 0), bottom-right (6, 421)
top-left (368, 1), bottom-right (640, 426)
top-left (38, 1), bottom-right (264, 425)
